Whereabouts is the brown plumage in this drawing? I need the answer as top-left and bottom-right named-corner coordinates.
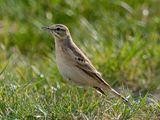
top-left (42, 24), bottom-right (130, 105)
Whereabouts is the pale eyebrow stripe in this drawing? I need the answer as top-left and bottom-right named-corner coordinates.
top-left (60, 28), bottom-right (66, 31)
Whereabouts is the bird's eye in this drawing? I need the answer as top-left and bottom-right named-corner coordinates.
top-left (56, 27), bottom-right (60, 31)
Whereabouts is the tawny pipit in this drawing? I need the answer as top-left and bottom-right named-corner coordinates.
top-left (42, 24), bottom-right (129, 104)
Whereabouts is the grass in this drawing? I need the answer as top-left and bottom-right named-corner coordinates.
top-left (0, 0), bottom-right (160, 119)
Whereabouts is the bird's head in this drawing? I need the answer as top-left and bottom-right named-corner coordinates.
top-left (42, 24), bottom-right (70, 39)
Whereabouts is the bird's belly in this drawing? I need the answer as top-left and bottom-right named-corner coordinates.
top-left (56, 57), bottom-right (97, 86)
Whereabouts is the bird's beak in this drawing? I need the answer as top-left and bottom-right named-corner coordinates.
top-left (41, 26), bottom-right (50, 31)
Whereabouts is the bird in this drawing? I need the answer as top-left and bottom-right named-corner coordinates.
top-left (42, 24), bottom-right (129, 104)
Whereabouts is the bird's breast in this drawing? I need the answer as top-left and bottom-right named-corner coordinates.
top-left (55, 45), bottom-right (73, 81)
top-left (54, 40), bottom-right (98, 86)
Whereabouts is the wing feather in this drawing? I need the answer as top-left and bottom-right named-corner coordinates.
top-left (67, 43), bottom-right (109, 85)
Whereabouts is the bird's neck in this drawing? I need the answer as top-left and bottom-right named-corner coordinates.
top-left (55, 35), bottom-right (73, 52)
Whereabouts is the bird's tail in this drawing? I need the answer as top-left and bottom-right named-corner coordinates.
top-left (110, 87), bottom-right (129, 104)
top-left (98, 83), bottom-right (131, 106)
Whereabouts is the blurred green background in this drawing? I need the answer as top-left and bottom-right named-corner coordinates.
top-left (0, 0), bottom-right (160, 119)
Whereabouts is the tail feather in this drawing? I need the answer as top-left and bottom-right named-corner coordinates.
top-left (96, 83), bottom-right (131, 106)
top-left (110, 87), bottom-right (129, 104)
